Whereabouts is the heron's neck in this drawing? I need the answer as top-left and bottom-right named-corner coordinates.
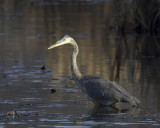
top-left (71, 41), bottom-right (82, 81)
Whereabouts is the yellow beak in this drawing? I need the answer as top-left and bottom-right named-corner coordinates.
top-left (48, 44), bottom-right (58, 50)
top-left (48, 40), bottom-right (62, 50)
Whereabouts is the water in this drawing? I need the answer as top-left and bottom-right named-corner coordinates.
top-left (0, 0), bottom-right (160, 128)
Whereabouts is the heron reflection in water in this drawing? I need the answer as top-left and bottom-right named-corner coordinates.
top-left (48, 35), bottom-right (140, 107)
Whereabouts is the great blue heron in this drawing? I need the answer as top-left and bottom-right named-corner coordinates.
top-left (48, 35), bottom-right (140, 107)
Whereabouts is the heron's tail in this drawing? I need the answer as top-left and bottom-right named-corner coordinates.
top-left (122, 95), bottom-right (140, 106)
top-left (132, 96), bottom-right (140, 106)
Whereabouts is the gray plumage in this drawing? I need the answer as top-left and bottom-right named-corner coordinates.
top-left (80, 75), bottom-right (140, 106)
top-left (48, 35), bottom-right (140, 107)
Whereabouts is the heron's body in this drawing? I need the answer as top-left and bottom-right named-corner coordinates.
top-left (48, 35), bottom-right (140, 107)
top-left (79, 75), bottom-right (140, 106)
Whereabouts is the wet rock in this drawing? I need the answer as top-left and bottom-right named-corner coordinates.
top-left (50, 88), bottom-right (57, 93)
top-left (41, 65), bottom-right (46, 70)
top-left (7, 110), bottom-right (17, 116)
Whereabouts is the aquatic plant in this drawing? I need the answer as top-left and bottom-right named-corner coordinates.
top-left (112, 0), bottom-right (160, 34)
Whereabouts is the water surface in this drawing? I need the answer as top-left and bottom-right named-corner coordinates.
top-left (0, 1), bottom-right (160, 128)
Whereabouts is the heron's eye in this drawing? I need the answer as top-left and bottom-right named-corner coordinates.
top-left (62, 38), bottom-right (65, 41)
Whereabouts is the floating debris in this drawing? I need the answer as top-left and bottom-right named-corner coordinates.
top-left (2, 74), bottom-right (6, 78)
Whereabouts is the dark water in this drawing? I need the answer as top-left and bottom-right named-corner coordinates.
top-left (0, 1), bottom-right (160, 128)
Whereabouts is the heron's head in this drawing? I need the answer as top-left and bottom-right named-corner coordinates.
top-left (48, 35), bottom-right (74, 50)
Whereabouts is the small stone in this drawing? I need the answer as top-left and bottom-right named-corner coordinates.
top-left (14, 60), bottom-right (19, 63)
top-left (3, 74), bottom-right (6, 78)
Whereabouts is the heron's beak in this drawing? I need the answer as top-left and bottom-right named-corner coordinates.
top-left (48, 41), bottom-right (62, 50)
